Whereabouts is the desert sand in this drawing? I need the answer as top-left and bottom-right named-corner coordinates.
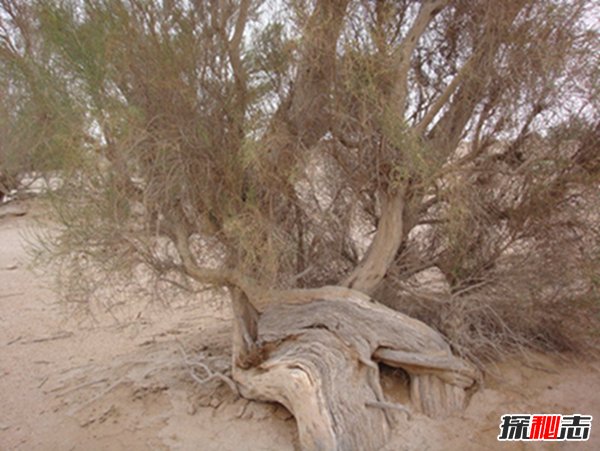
top-left (1, 200), bottom-right (599, 450)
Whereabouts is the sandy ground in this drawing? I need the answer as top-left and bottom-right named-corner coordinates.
top-left (1, 200), bottom-right (599, 451)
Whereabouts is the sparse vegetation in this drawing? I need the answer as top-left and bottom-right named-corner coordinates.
top-left (1, 0), bottom-right (598, 448)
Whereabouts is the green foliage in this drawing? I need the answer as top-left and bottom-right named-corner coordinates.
top-left (0, 40), bottom-right (85, 184)
top-left (2, 0), bottom-right (598, 357)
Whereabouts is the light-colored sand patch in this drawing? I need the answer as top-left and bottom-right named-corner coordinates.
top-left (1, 200), bottom-right (598, 450)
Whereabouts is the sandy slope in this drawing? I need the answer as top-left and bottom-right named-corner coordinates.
top-left (1, 200), bottom-right (598, 450)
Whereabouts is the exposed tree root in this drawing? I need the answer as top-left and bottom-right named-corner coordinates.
top-left (177, 342), bottom-right (240, 396)
top-left (232, 287), bottom-right (480, 450)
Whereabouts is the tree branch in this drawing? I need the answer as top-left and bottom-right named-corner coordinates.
top-left (165, 217), bottom-right (261, 300)
top-left (341, 188), bottom-right (406, 294)
top-left (427, 0), bottom-right (528, 158)
top-left (389, 0), bottom-right (449, 116)
top-left (415, 53), bottom-right (475, 136)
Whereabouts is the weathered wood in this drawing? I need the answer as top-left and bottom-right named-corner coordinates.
top-left (341, 192), bottom-right (405, 294)
top-left (233, 329), bottom-right (390, 450)
top-left (232, 288), bottom-right (479, 450)
top-left (229, 287), bottom-right (261, 369)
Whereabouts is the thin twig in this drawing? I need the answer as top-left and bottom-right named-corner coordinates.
top-left (6, 335), bottom-right (22, 345)
top-left (24, 332), bottom-right (74, 344)
top-left (37, 376), bottom-right (49, 389)
top-left (176, 342), bottom-right (239, 396)
top-left (67, 378), bottom-right (128, 415)
top-left (50, 377), bottom-right (110, 395)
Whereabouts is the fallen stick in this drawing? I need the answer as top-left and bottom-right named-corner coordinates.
top-left (23, 332), bottom-right (74, 344)
top-left (50, 377), bottom-right (109, 395)
top-left (68, 378), bottom-right (128, 415)
top-left (6, 335), bottom-right (22, 345)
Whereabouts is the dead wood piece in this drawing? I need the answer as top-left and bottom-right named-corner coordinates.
top-left (233, 289), bottom-right (479, 449)
top-left (24, 331), bottom-right (74, 344)
top-left (234, 329), bottom-right (389, 451)
top-left (373, 348), bottom-right (479, 388)
top-left (410, 373), bottom-right (467, 418)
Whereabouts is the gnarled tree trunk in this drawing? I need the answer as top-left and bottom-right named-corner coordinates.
top-left (231, 287), bottom-right (479, 450)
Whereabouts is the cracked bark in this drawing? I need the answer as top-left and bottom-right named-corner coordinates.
top-left (232, 288), bottom-right (479, 450)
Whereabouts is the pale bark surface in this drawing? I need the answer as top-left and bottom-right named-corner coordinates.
top-left (232, 288), bottom-right (479, 450)
top-left (341, 192), bottom-right (406, 294)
